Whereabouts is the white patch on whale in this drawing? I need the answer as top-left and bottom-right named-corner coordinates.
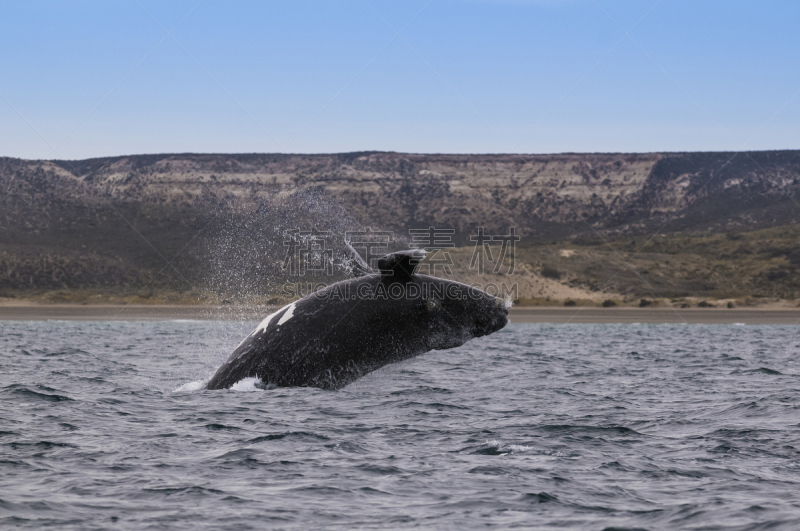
top-left (254, 308), bottom-right (281, 333)
top-left (231, 302), bottom-right (292, 351)
top-left (277, 303), bottom-right (296, 326)
top-left (231, 302), bottom-right (299, 354)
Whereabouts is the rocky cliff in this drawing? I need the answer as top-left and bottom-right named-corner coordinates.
top-left (12, 150), bottom-right (799, 236)
top-left (1, 150), bottom-right (799, 296)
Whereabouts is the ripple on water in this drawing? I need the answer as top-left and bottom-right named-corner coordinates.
top-left (3, 384), bottom-right (74, 402)
top-left (0, 321), bottom-right (799, 529)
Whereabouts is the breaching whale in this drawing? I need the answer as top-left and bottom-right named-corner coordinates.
top-left (206, 245), bottom-right (509, 390)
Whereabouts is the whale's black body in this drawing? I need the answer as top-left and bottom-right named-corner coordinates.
top-left (206, 249), bottom-right (508, 390)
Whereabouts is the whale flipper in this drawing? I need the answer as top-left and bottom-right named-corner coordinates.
top-left (344, 241), bottom-right (374, 277)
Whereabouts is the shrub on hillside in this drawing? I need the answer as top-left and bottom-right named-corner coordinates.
top-left (541, 266), bottom-right (561, 280)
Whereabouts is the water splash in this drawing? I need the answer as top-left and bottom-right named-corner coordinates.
top-left (173, 379), bottom-right (208, 393)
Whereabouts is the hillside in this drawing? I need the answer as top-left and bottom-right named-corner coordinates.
top-left (1, 151), bottom-right (798, 303)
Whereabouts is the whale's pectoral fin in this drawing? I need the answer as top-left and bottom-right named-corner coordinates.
top-left (378, 249), bottom-right (426, 280)
top-left (344, 241), bottom-right (374, 277)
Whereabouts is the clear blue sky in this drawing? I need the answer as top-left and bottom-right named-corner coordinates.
top-left (1, 0), bottom-right (798, 159)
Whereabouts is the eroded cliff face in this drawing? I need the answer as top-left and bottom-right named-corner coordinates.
top-left (38, 152), bottom-right (660, 236)
top-left (1, 150), bottom-right (799, 296)
top-left (30, 150), bottom-right (798, 236)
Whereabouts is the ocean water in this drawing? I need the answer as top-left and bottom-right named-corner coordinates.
top-left (1, 320), bottom-right (800, 530)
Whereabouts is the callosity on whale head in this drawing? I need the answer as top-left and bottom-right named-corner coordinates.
top-left (205, 247), bottom-right (510, 391)
top-left (413, 276), bottom-right (509, 351)
top-left (445, 282), bottom-right (509, 339)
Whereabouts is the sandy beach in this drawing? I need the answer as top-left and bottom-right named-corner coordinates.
top-left (0, 304), bottom-right (797, 324)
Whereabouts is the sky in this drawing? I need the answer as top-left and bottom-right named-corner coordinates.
top-left (0, 0), bottom-right (798, 159)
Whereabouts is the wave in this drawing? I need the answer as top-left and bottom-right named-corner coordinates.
top-left (3, 384), bottom-right (73, 402)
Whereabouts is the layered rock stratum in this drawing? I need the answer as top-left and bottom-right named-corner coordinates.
top-left (1, 151), bottom-right (799, 300)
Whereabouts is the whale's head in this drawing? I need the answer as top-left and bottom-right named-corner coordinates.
top-left (469, 291), bottom-right (510, 338)
top-left (418, 277), bottom-right (509, 349)
top-left (460, 285), bottom-right (510, 338)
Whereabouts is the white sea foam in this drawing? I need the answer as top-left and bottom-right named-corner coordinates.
top-left (484, 440), bottom-right (569, 456)
top-left (506, 444), bottom-right (535, 452)
top-left (230, 377), bottom-right (263, 392)
top-left (485, 439), bottom-right (534, 453)
top-left (174, 377), bottom-right (267, 392)
top-left (173, 379), bottom-right (208, 393)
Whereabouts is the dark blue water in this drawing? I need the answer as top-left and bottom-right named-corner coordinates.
top-left (2, 320), bottom-right (800, 530)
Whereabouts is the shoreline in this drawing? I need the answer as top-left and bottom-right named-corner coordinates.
top-left (0, 304), bottom-right (798, 324)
